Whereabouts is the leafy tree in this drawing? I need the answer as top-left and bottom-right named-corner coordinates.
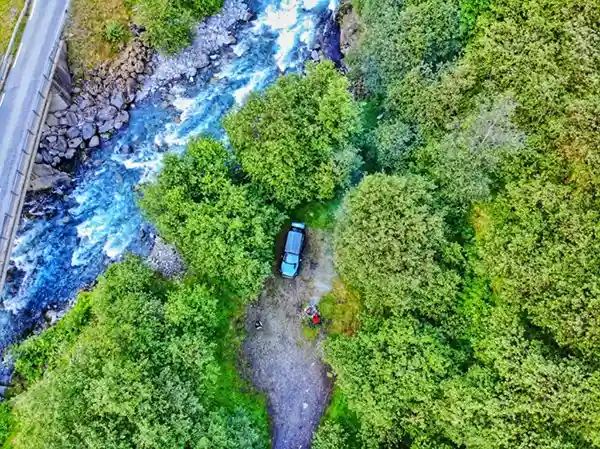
top-left (414, 96), bottom-right (524, 211)
top-left (325, 315), bottom-right (461, 447)
top-left (478, 180), bottom-right (600, 353)
top-left (334, 174), bottom-right (461, 319)
top-left (140, 138), bottom-right (284, 299)
top-left (11, 259), bottom-right (269, 449)
top-left (224, 61), bottom-right (360, 209)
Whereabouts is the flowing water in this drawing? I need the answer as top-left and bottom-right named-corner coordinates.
top-left (0, 0), bottom-right (338, 350)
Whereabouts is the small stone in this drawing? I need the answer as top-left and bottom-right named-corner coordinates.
top-left (79, 98), bottom-right (91, 110)
top-left (65, 148), bottom-right (76, 159)
top-left (35, 153), bottom-right (43, 164)
top-left (46, 135), bottom-right (57, 143)
top-left (88, 135), bottom-right (100, 148)
top-left (52, 156), bottom-right (61, 166)
top-left (210, 54), bottom-right (219, 60)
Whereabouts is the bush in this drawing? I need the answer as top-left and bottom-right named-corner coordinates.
top-left (224, 61), bottom-right (360, 210)
top-left (103, 21), bottom-right (127, 44)
top-left (134, 0), bottom-right (223, 54)
top-left (140, 138), bottom-right (284, 299)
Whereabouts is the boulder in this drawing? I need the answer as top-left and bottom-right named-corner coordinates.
top-left (110, 91), bottom-right (126, 109)
top-left (82, 123), bottom-right (97, 141)
top-left (29, 163), bottom-right (71, 192)
top-left (49, 92), bottom-right (69, 112)
top-left (115, 110), bottom-right (129, 125)
top-left (68, 137), bottom-right (83, 148)
top-left (83, 106), bottom-right (97, 122)
top-left (46, 114), bottom-right (59, 127)
top-left (66, 111), bottom-right (79, 127)
top-left (89, 135), bottom-right (100, 148)
top-left (66, 127), bottom-right (80, 139)
top-left (98, 120), bottom-right (115, 134)
top-left (97, 105), bottom-right (118, 121)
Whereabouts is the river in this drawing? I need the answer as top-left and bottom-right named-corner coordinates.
top-left (0, 0), bottom-right (338, 351)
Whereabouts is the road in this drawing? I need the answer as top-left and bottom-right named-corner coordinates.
top-left (0, 0), bottom-right (70, 289)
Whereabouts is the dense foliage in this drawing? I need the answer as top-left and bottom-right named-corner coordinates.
top-left (133, 0), bottom-right (223, 53)
top-left (10, 259), bottom-right (268, 449)
top-left (224, 61), bottom-right (360, 209)
top-left (315, 0), bottom-right (600, 447)
top-left (140, 138), bottom-right (284, 299)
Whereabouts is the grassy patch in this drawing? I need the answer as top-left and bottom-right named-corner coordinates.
top-left (302, 323), bottom-right (321, 341)
top-left (65, 0), bottom-right (132, 75)
top-left (319, 279), bottom-right (361, 337)
top-left (0, 0), bottom-right (25, 55)
top-left (292, 197), bottom-right (341, 231)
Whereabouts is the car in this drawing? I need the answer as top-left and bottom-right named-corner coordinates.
top-left (280, 222), bottom-right (306, 279)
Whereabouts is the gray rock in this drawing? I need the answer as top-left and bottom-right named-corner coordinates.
top-left (89, 135), bottom-right (100, 148)
top-left (66, 127), bottom-right (80, 139)
top-left (52, 156), bottom-right (61, 166)
top-left (68, 137), bottom-right (83, 148)
top-left (42, 151), bottom-right (53, 164)
top-left (97, 105), bottom-right (118, 121)
top-left (66, 111), bottom-right (78, 127)
top-left (29, 163), bottom-right (71, 192)
top-left (110, 91), bottom-right (126, 109)
top-left (46, 135), bottom-right (57, 144)
top-left (35, 153), bottom-right (43, 164)
top-left (55, 136), bottom-right (67, 152)
top-left (98, 120), bottom-right (115, 134)
top-left (65, 148), bottom-right (76, 159)
top-left (59, 117), bottom-right (69, 127)
top-left (83, 106), bottom-right (97, 123)
top-left (311, 50), bottom-right (319, 60)
top-left (82, 123), bottom-right (97, 140)
top-left (49, 92), bottom-right (69, 112)
top-left (79, 98), bottom-right (91, 110)
top-left (46, 114), bottom-right (59, 127)
top-left (116, 110), bottom-right (129, 124)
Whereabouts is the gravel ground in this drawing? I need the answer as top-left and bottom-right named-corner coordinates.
top-left (146, 237), bottom-right (186, 278)
top-left (243, 229), bottom-right (336, 449)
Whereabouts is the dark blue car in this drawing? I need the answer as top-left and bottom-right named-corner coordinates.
top-left (280, 222), bottom-right (306, 279)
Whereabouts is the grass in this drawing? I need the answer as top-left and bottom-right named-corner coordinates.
top-left (65, 0), bottom-right (132, 75)
top-left (319, 279), bottom-right (361, 337)
top-left (0, 0), bottom-right (25, 55)
top-left (302, 323), bottom-right (321, 341)
top-left (292, 197), bottom-right (342, 231)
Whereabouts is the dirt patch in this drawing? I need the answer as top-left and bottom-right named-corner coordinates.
top-left (243, 229), bottom-right (335, 449)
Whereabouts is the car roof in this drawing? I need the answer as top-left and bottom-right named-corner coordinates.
top-left (284, 228), bottom-right (303, 254)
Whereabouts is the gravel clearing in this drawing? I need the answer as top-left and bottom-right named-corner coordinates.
top-left (243, 229), bottom-right (336, 449)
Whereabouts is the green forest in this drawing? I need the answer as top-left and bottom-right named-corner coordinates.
top-left (2, 0), bottom-right (600, 447)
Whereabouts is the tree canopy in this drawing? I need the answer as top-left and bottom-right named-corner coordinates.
top-left (10, 259), bottom-right (268, 449)
top-left (224, 61), bottom-right (360, 209)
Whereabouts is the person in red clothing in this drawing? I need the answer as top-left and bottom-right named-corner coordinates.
top-left (312, 314), bottom-right (321, 325)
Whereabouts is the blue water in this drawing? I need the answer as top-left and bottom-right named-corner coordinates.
top-left (0, 0), bottom-right (338, 349)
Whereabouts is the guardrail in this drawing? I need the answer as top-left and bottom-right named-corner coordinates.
top-left (0, 38), bottom-right (66, 292)
top-left (0, 0), bottom-right (33, 93)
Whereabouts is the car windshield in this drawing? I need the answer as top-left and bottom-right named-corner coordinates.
top-left (284, 253), bottom-right (299, 265)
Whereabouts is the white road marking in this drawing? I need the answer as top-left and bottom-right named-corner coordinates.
top-left (0, 94), bottom-right (5, 109)
top-left (12, 43), bottom-right (23, 68)
top-left (30, 0), bottom-right (37, 17)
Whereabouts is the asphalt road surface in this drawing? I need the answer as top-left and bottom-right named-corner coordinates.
top-left (0, 0), bottom-right (69, 279)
